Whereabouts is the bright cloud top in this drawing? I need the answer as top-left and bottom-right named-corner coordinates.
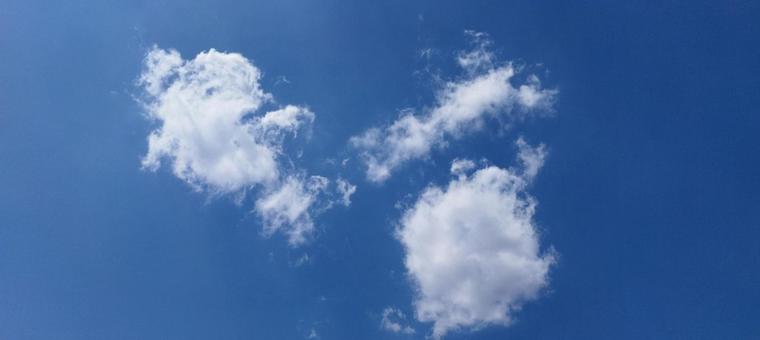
top-left (138, 47), bottom-right (344, 245)
top-left (351, 32), bottom-right (556, 182)
top-left (398, 139), bottom-right (555, 338)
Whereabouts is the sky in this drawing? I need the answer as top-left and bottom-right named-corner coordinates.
top-left (1, 1), bottom-right (759, 339)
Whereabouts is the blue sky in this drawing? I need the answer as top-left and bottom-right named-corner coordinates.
top-left (1, 1), bottom-right (760, 339)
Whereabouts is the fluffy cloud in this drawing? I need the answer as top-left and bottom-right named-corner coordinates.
top-left (381, 307), bottom-right (415, 334)
top-left (138, 46), bottom-right (336, 245)
top-left (351, 32), bottom-right (556, 182)
top-left (397, 139), bottom-right (555, 338)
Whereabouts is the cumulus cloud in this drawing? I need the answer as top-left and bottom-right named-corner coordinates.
top-left (381, 307), bottom-right (415, 334)
top-left (138, 46), bottom-right (334, 245)
top-left (397, 139), bottom-right (555, 338)
top-left (351, 32), bottom-right (556, 182)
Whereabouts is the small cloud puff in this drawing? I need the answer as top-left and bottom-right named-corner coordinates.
top-left (381, 307), bottom-right (415, 335)
top-left (336, 178), bottom-right (357, 207)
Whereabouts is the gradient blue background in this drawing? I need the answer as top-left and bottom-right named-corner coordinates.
top-left (1, 1), bottom-right (759, 339)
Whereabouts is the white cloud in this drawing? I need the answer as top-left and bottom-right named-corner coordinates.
top-left (515, 137), bottom-right (546, 180)
top-left (457, 30), bottom-right (495, 73)
top-left (258, 105), bottom-right (315, 136)
top-left (138, 46), bottom-right (330, 245)
top-left (450, 158), bottom-right (476, 178)
top-left (255, 175), bottom-right (328, 246)
top-left (397, 140), bottom-right (555, 338)
top-left (336, 178), bottom-right (357, 206)
top-left (351, 32), bottom-right (556, 182)
top-left (381, 307), bottom-right (415, 334)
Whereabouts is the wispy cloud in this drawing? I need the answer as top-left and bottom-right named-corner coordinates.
top-left (351, 31), bottom-right (556, 183)
top-left (335, 178), bottom-right (357, 207)
top-left (381, 307), bottom-right (415, 334)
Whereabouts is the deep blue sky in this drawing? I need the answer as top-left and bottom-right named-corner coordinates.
top-left (1, 1), bottom-right (760, 339)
